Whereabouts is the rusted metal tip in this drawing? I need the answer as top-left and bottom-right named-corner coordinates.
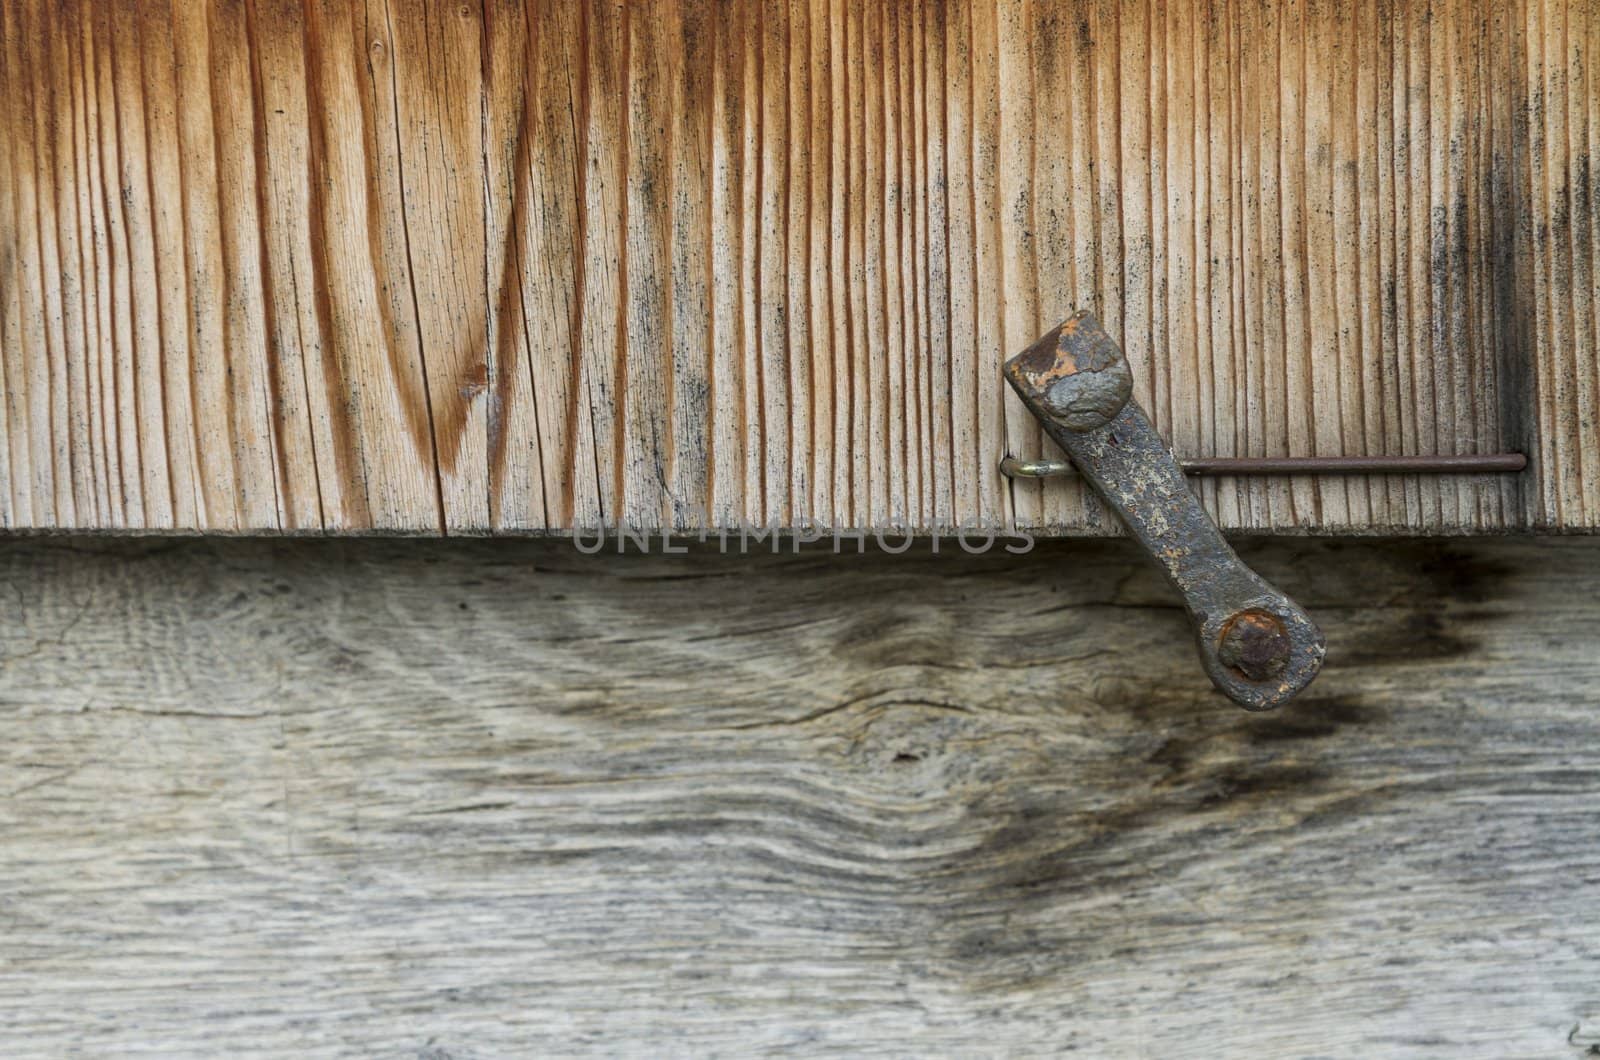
top-left (1003, 311), bottom-right (1133, 432)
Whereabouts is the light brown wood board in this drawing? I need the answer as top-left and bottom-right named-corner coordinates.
top-left (1, 536), bottom-right (1598, 1054)
top-left (0, 0), bottom-right (1595, 534)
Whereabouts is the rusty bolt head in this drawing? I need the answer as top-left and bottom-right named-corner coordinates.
top-left (1217, 609), bottom-right (1292, 682)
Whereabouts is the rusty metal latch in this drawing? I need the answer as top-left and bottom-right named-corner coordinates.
top-left (1003, 311), bottom-right (1326, 711)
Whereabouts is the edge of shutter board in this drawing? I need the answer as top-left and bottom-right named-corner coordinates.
top-left (0, 0), bottom-right (1593, 535)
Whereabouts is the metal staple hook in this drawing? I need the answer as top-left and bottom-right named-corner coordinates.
top-left (1002, 452), bottom-right (1528, 478)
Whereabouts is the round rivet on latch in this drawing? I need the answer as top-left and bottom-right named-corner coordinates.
top-left (1216, 609), bottom-right (1292, 682)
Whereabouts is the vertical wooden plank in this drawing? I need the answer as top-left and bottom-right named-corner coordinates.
top-left (1459, 0), bottom-right (1494, 529)
top-left (1435, 0), bottom-right (1467, 525)
top-left (1582, 0), bottom-right (1600, 525)
top-left (1241, 0), bottom-right (1277, 526)
top-left (620, 0), bottom-right (674, 527)
top-left (739, 0), bottom-right (767, 525)
top-left (1276, 0), bottom-right (1315, 525)
top-left (1302, 0), bottom-right (1347, 526)
top-left (971, 0), bottom-right (1011, 529)
top-left (1205, 0), bottom-right (1242, 527)
top-left (883, 0), bottom-right (906, 527)
top-left (943, 0), bottom-right (982, 527)
top-left (1267, 0), bottom-right (1299, 527)
top-left (1163, 0), bottom-right (1201, 507)
top-left (0, 0), bottom-right (11, 525)
top-left (1329, 0), bottom-right (1366, 525)
top-left (1562, 0), bottom-right (1600, 522)
top-left (138, 0), bottom-right (205, 527)
top-left (302, 0), bottom-right (439, 528)
top-left (0, 0), bottom-right (12, 527)
top-left (826, 0), bottom-right (852, 525)
top-left (996, 0), bottom-right (1040, 528)
top-left (1119, 0), bottom-right (1155, 444)
top-left (251, 0), bottom-right (355, 530)
top-left (1391, 0), bottom-right (1424, 524)
top-left (384, 0), bottom-right (491, 531)
top-left (908, 0), bottom-right (934, 529)
top-left (894, 0), bottom-right (922, 528)
top-left (87, 2), bottom-right (143, 526)
top-left (1408, 0), bottom-right (1443, 528)
top-left (357, 0), bottom-right (449, 530)
top-left (1148, 0), bottom-right (1171, 445)
top-left (893, 0), bottom-right (919, 533)
top-left (1030, 0), bottom-right (1077, 530)
top-left (1373, 0), bottom-right (1406, 525)
top-left (574, 0), bottom-right (629, 528)
top-left (1351, 0), bottom-right (1386, 525)
top-left (786, 0), bottom-right (813, 525)
top-left (1485, 0), bottom-right (1523, 527)
top-left (1068, 3), bottom-right (1106, 525)
top-left (755, 0), bottom-right (790, 525)
top-left (39, 1), bottom-right (96, 524)
top-left (0, 195), bottom-right (10, 521)
top-left (169, 0), bottom-right (245, 528)
top-left (1186, 0), bottom-right (1222, 521)
top-left (665, 1), bottom-right (715, 528)
top-left (809, 0), bottom-right (837, 525)
top-left (1089, 0), bottom-right (1124, 531)
top-left (861, 0), bottom-right (887, 525)
top-left (1220, 0), bottom-right (1248, 527)
top-left (1516, 0), bottom-right (1542, 524)
top-left (483, 0), bottom-right (540, 529)
top-left (968, 0), bottom-right (1007, 531)
top-left (108, 0), bottom-right (175, 528)
top-left (0, 2), bottom-right (36, 525)
top-left (1234, 0), bottom-right (1261, 526)
top-left (710, 0), bottom-right (748, 526)
top-left (1065, 2), bottom-right (1099, 318)
top-left (875, 0), bottom-right (895, 528)
top-left (796, 0), bottom-right (827, 525)
top-left (207, 0), bottom-right (290, 529)
top-left (69, 2), bottom-right (118, 524)
top-left (526, 0), bottom-right (591, 530)
top-left (1522, 0), bottom-right (1556, 526)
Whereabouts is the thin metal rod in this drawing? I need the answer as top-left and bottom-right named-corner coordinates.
top-left (1001, 452), bottom-right (1528, 478)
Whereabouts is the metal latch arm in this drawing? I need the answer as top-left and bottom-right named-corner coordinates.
top-left (1003, 311), bottom-right (1325, 711)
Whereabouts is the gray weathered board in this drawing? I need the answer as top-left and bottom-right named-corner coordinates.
top-left (1, 536), bottom-right (1598, 1056)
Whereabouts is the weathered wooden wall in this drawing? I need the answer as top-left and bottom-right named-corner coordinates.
top-left (1, 536), bottom-right (1598, 1054)
top-left (0, 0), bottom-right (1595, 534)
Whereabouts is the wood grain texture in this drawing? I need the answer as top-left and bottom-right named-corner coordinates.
top-left (1, 537), bottom-right (1599, 1055)
top-left (0, 0), bottom-right (1594, 533)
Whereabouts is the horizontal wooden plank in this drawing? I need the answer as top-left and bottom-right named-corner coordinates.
top-left (1, 536), bottom-right (1598, 1053)
top-left (0, 0), bottom-right (1593, 533)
